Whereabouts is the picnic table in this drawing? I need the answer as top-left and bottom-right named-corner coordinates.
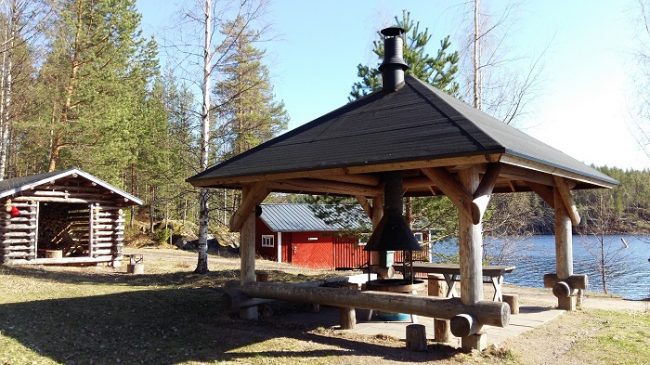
top-left (393, 262), bottom-right (516, 302)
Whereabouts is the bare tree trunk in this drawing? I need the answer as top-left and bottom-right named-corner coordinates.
top-left (472, 0), bottom-right (482, 110)
top-left (599, 234), bottom-right (608, 294)
top-left (195, 0), bottom-right (212, 274)
top-left (0, 0), bottom-right (15, 180)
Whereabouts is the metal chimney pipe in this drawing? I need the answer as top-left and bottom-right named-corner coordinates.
top-left (379, 27), bottom-right (409, 92)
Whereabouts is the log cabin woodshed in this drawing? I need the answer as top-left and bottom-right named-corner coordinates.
top-left (187, 27), bottom-right (618, 350)
top-left (0, 168), bottom-right (142, 266)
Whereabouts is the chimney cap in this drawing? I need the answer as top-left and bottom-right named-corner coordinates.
top-left (381, 27), bottom-right (405, 37)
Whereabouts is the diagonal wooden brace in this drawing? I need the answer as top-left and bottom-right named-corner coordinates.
top-left (552, 176), bottom-right (581, 225)
top-left (229, 183), bottom-right (269, 232)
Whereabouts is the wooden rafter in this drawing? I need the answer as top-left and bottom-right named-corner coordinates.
top-left (553, 176), bottom-right (581, 225)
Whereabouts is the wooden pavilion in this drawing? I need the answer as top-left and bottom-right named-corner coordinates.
top-left (0, 168), bottom-right (142, 266)
top-left (187, 27), bottom-right (616, 350)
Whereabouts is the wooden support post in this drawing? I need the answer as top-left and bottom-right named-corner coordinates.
top-left (339, 307), bottom-right (356, 329)
top-left (434, 319), bottom-right (451, 343)
top-left (428, 274), bottom-right (451, 342)
top-left (406, 324), bottom-right (427, 352)
top-left (554, 188), bottom-right (575, 311)
top-left (369, 193), bottom-right (384, 276)
top-left (240, 208), bottom-right (256, 285)
top-left (502, 294), bottom-right (519, 315)
top-left (458, 167), bottom-right (486, 351)
top-left (458, 168), bottom-right (484, 305)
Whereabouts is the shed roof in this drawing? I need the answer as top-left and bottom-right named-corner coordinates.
top-left (260, 203), bottom-right (368, 232)
top-left (188, 75), bottom-right (617, 190)
top-left (0, 168), bottom-right (143, 205)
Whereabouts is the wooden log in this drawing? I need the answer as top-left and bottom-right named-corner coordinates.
top-left (543, 273), bottom-right (588, 290)
top-left (3, 245), bottom-right (33, 251)
top-left (502, 294), bottom-right (519, 314)
top-left (239, 282), bottom-right (510, 327)
top-left (458, 167), bottom-right (484, 305)
top-left (427, 274), bottom-right (447, 297)
top-left (434, 319), bottom-right (451, 343)
top-left (92, 248), bottom-right (112, 256)
top-left (553, 176), bottom-right (580, 225)
top-left (223, 288), bottom-right (276, 313)
top-left (240, 214), bottom-right (256, 284)
top-left (461, 333), bottom-right (487, 352)
top-left (552, 281), bottom-right (572, 298)
top-left (406, 324), bottom-right (427, 352)
top-left (45, 250), bottom-right (63, 259)
top-left (554, 189), bottom-right (573, 280)
top-left (339, 307), bottom-right (356, 329)
top-left (450, 314), bottom-right (481, 337)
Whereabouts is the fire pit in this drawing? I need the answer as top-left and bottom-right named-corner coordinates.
top-left (365, 278), bottom-right (424, 293)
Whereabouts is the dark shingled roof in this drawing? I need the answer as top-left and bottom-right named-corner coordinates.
top-left (0, 168), bottom-right (143, 204)
top-left (188, 75), bottom-right (617, 187)
top-left (260, 204), bottom-right (368, 232)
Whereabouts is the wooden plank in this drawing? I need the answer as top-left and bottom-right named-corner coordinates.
top-left (553, 176), bottom-right (581, 225)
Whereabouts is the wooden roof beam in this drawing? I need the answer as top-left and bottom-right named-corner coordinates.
top-left (269, 179), bottom-right (380, 197)
top-left (553, 176), bottom-right (581, 225)
top-left (499, 164), bottom-right (554, 186)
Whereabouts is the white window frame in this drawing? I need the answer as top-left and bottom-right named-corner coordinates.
top-left (414, 232), bottom-right (424, 243)
top-left (261, 235), bottom-right (275, 248)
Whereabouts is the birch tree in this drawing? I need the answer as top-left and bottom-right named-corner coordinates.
top-left (0, 0), bottom-right (50, 180)
top-left (463, 0), bottom-right (543, 124)
top-left (170, 0), bottom-right (267, 273)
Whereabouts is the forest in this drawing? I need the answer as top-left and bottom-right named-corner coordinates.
top-left (0, 0), bottom-right (648, 250)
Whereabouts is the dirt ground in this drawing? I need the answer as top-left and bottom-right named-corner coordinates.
top-left (1, 247), bottom-right (647, 365)
top-left (129, 247), bottom-right (648, 365)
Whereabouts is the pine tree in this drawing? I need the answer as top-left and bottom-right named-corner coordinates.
top-left (38, 0), bottom-right (148, 181)
top-left (215, 16), bottom-right (288, 159)
top-left (349, 10), bottom-right (459, 100)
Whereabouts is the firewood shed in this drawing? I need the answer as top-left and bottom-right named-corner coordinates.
top-left (0, 168), bottom-right (142, 266)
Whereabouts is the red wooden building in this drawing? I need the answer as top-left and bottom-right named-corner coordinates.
top-left (255, 204), bottom-right (429, 269)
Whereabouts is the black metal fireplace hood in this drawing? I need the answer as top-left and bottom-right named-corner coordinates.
top-left (364, 172), bottom-right (421, 252)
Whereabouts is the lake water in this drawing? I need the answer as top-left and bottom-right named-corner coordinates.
top-left (430, 235), bottom-right (650, 300)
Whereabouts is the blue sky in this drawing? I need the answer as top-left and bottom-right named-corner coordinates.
top-left (136, 0), bottom-right (650, 170)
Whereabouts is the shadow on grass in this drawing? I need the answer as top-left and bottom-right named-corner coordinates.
top-left (0, 288), bottom-right (460, 364)
top-left (1, 265), bottom-right (243, 288)
top-left (1, 265), bottom-right (333, 290)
